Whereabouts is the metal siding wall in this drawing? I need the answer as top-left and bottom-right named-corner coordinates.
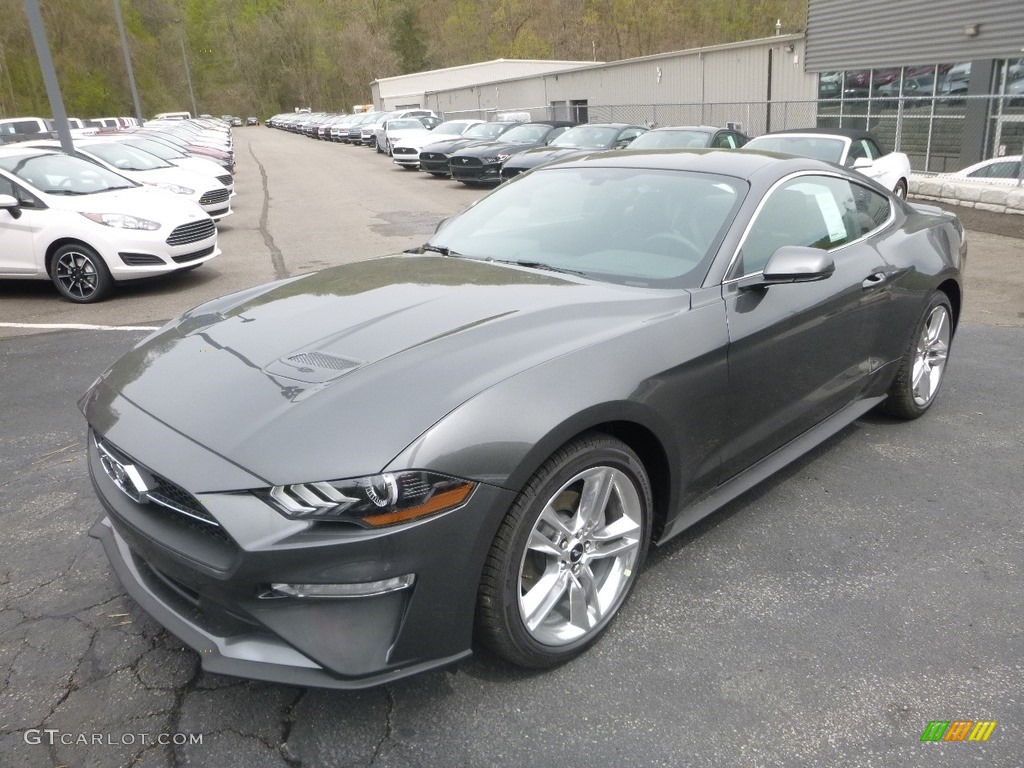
top-left (377, 61), bottom-right (593, 102)
top-left (422, 37), bottom-right (818, 117)
top-left (807, 0), bottom-right (1024, 71)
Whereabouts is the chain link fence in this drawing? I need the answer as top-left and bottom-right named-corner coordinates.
top-left (438, 94), bottom-right (1024, 175)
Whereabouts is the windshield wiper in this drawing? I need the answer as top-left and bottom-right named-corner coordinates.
top-left (43, 189), bottom-right (87, 196)
top-left (405, 243), bottom-right (464, 257)
top-left (490, 259), bottom-right (589, 277)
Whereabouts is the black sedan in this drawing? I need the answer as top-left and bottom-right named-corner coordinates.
top-left (449, 121), bottom-right (575, 184)
top-left (500, 123), bottom-right (648, 180)
top-left (419, 121), bottom-right (522, 176)
top-left (82, 149), bottom-right (964, 689)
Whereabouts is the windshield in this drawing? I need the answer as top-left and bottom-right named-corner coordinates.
top-left (388, 119), bottom-right (424, 131)
top-left (550, 126), bottom-right (621, 149)
top-left (82, 142), bottom-right (174, 171)
top-left (0, 153), bottom-right (137, 195)
top-left (744, 135), bottom-right (846, 163)
top-left (628, 130), bottom-right (711, 150)
top-left (429, 166), bottom-right (744, 288)
top-left (500, 124), bottom-right (555, 143)
top-left (121, 138), bottom-right (185, 161)
top-left (430, 121), bottom-right (474, 136)
top-left (465, 123), bottom-right (512, 140)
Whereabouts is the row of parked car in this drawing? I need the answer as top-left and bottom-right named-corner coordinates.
top-left (266, 109), bottom-right (915, 199)
top-left (0, 117), bottom-right (238, 302)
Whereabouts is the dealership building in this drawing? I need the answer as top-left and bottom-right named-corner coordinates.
top-left (371, 0), bottom-right (1023, 172)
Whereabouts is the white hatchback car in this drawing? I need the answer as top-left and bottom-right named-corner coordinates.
top-left (0, 146), bottom-right (220, 303)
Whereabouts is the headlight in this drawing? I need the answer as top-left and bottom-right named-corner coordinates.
top-left (81, 212), bottom-right (161, 230)
top-left (148, 181), bottom-right (195, 195)
top-left (260, 471), bottom-right (476, 527)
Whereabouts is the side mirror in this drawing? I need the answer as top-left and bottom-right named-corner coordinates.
top-left (0, 193), bottom-right (22, 219)
top-left (851, 157), bottom-right (873, 170)
top-left (738, 246), bottom-right (834, 289)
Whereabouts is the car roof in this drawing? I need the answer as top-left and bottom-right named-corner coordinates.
top-left (546, 147), bottom-right (828, 181)
top-left (0, 145), bottom-right (60, 160)
top-left (647, 125), bottom-right (721, 133)
top-left (758, 127), bottom-right (879, 143)
top-left (516, 121), bottom-right (577, 128)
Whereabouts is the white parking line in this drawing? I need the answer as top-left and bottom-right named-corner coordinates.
top-left (0, 322), bottom-right (160, 331)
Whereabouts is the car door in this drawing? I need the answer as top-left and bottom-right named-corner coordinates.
top-left (0, 173), bottom-right (40, 275)
top-left (719, 173), bottom-right (894, 480)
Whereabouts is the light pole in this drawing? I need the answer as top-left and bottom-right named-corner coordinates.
top-left (113, 0), bottom-right (143, 123)
top-left (22, 0), bottom-right (74, 153)
top-left (176, 19), bottom-right (198, 117)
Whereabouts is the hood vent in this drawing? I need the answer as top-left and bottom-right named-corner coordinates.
top-left (265, 351), bottom-right (363, 384)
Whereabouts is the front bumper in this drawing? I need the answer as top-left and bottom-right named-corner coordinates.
top-left (419, 153), bottom-right (450, 175)
top-left (85, 417), bottom-right (515, 689)
top-left (450, 159), bottom-right (501, 184)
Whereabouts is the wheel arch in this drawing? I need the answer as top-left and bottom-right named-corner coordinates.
top-left (44, 237), bottom-right (100, 277)
top-left (936, 277), bottom-right (961, 331)
top-left (501, 406), bottom-right (677, 545)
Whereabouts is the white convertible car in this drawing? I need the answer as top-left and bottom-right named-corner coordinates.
top-left (744, 128), bottom-right (912, 199)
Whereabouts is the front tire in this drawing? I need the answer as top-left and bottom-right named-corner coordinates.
top-left (476, 433), bottom-right (652, 668)
top-left (50, 243), bottom-right (113, 303)
top-left (881, 292), bottom-right (952, 419)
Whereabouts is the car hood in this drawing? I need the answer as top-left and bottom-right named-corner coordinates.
top-left (86, 255), bottom-right (686, 486)
top-left (454, 140), bottom-right (545, 159)
top-left (396, 131), bottom-right (465, 151)
top-left (504, 147), bottom-right (591, 169)
top-left (51, 186), bottom-right (209, 222)
top-left (420, 137), bottom-right (493, 155)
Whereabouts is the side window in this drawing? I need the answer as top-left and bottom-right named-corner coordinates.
top-left (734, 175), bottom-right (886, 277)
top-left (0, 175), bottom-right (14, 197)
top-left (546, 126), bottom-right (569, 142)
top-left (618, 128), bottom-right (644, 145)
top-left (848, 140), bottom-right (870, 161)
top-left (711, 132), bottom-right (736, 149)
top-left (865, 139), bottom-right (883, 158)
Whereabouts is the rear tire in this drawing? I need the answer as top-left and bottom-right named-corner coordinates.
top-left (893, 179), bottom-right (908, 200)
top-left (880, 292), bottom-right (952, 419)
top-left (476, 433), bottom-right (652, 668)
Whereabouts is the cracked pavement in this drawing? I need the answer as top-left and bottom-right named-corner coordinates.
top-left (1, 129), bottom-right (1022, 767)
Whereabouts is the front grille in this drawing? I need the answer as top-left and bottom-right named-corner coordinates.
top-left (95, 434), bottom-right (231, 543)
top-left (216, 174), bottom-right (232, 186)
top-left (119, 252), bottom-right (166, 266)
top-left (392, 146), bottom-right (416, 156)
top-left (199, 188), bottom-right (230, 205)
top-left (166, 218), bottom-right (215, 246)
top-left (420, 152), bottom-right (446, 162)
top-left (501, 167), bottom-right (524, 180)
top-left (172, 245), bottom-right (215, 264)
top-left (453, 157), bottom-right (483, 169)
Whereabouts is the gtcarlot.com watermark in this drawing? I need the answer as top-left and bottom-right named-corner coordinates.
top-left (24, 729), bottom-right (203, 747)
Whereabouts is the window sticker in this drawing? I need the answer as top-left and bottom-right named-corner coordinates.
top-left (789, 182), bottom-right (848, 243)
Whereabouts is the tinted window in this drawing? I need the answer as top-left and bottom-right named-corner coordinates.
top-left (735, 175), bottom-right (889, 277)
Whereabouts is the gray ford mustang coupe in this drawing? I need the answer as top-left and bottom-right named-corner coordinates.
top-left (82, 149), bottom-right (965, 689)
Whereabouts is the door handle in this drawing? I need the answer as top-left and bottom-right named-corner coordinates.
top-left (862, 272), bottom-right (887, 289)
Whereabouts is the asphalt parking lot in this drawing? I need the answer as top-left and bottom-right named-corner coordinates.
top-left (1, 129), bottom-right (1022, 767)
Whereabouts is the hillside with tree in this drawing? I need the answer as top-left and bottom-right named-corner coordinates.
top-left (0, 0), bottom-right (806, 118)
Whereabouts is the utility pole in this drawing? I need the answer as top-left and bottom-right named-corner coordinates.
top-left (22, 0), bottom-right (74, 153)
top-left (177, 19), bottom-right (198, 117)
top-left (113, 0), bottom-right (144, 123)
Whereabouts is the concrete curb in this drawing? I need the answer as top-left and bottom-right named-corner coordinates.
top-left (910, 175), bottom-right (1024, 215)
